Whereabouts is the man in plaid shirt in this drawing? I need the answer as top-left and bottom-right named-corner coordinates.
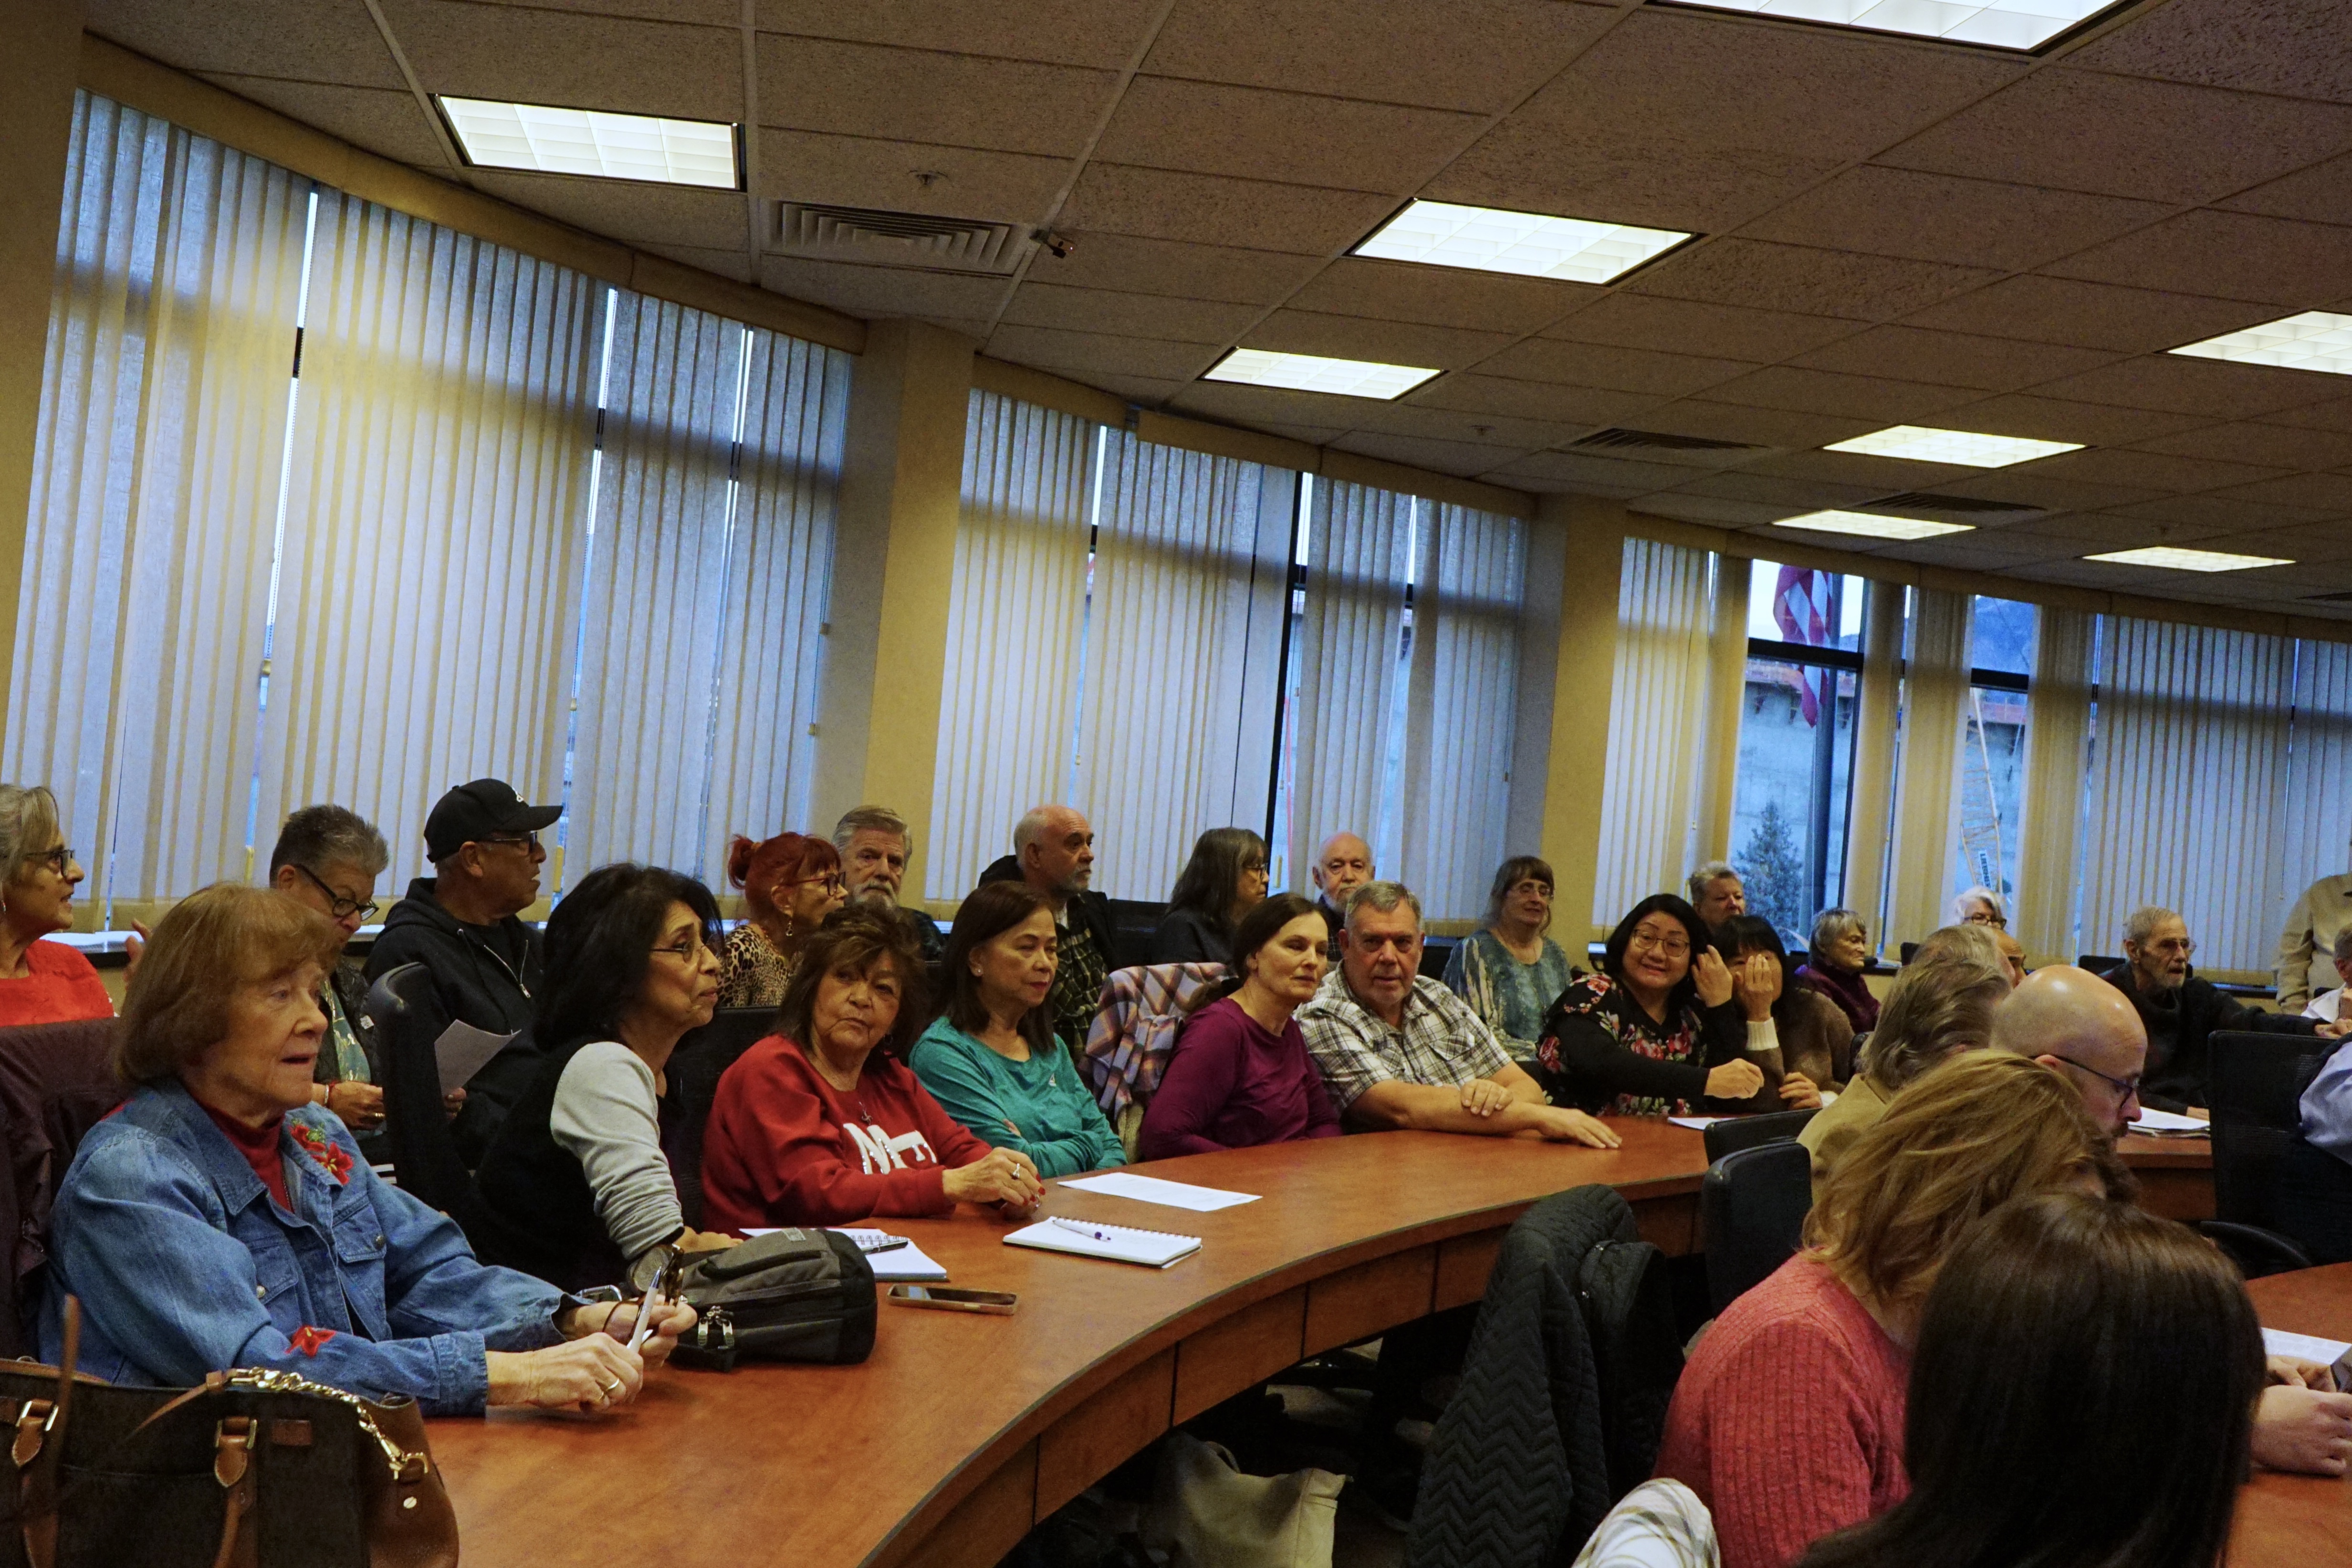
top-left (1297, 881), bottom-right (1618, 1148)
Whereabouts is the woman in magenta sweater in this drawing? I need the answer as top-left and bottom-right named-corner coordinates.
top-left (700, 909), bottom-right (1044, 1229)
top-left (1655, 1053), bottom-right (2125, 1568)
top-left (1140, 894), bottom-right (1340, 1159)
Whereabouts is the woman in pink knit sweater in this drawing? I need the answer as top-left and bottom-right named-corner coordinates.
top-left (1654, 1054), bottom-right (2127, 1568)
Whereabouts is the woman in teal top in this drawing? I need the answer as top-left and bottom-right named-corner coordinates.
top-left (1443, 855), bottom-right (1575, 1061)
top-left (909, 881), bottom-right (1126, 1179)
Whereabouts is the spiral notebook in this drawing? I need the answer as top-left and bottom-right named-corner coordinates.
top-left (1004, 1215), bottom-right (1201, 1269)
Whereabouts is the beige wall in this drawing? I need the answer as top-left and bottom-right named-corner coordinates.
top-left (1537, 496), bottom-right (1626, 946)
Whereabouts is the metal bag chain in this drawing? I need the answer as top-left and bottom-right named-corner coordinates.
top-left (220, 1369), bottom-right (430, 1483)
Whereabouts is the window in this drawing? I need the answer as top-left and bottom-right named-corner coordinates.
top-left (1953, 596), bottom-right (2035, 913)
top-left (1729, 561), bottom-right (1865, 938)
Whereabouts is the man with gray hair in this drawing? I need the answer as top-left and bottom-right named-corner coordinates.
top-left (1687, 861), bottom-right (1744, 929)
top-left (268, 804), bottom-right (396, 1152)
top-left (978, 804), bottom-right (1125, 1048)
top-left (831, 805), bottom-right (944, 964)
top-left (2304, 926), bottom-right (2352, 1024)
top-left (2100, 905), bottom-right (2333, 1118)
top-left (2278, 856), bottom-right (2352, 1012)
top-left (1296, 880), bottom-right (1619, 1147)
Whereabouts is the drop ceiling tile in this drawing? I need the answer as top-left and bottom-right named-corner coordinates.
top-left (1029, 233), bottom-right (1322, 304)
top-left (1876, 68), bottom-right (2352, 204)
top-left (2069, 0), bottom-right (2352, 105)
top-left (1329, 430), bottom-right (1533, 478)
top-left (1736, 167), bottom-right (2169, 272)
top-left (753, 0), bottom-right (1166, 70)
top-left (755, 130), bottom-right (1071, 221)
top-left (638, 241), bottom-right (754, 284)
top-left (1790, 327), bottom-right (2120, 393)
top-left (2218, 151), bottom-right (2352, 228)
top-left (2203, 473), bottom-right (2352, 511)
top-left (1432, 127), bottom-right (1845, 237)
top-left (1477, 339), bottom-right (1760, 398)
top-left (1874, 533), bottom-right (2070, 569)
top-left (1139, 0), bottom-right (1617, 114)
top-left (1290, 258), bottom-right (1594, 336)
top-left (1927, 472), bottom-right (2168, 512)
top-left (1744, 450), bottom-right (1977, 489)
top-left (1700, 366), bottom-right (1979, 422)
top-left (197, 75), bottom-right (449, 167)
top-left (999, 284), bottom-right (1259, 343)
top-left (2203, 524), bottom-right (2352, 564)
top-left (755, 256), bottom-right (1012, 320)
top-left (1915, 393), bottom-right (2209, 447)
top-left (1490, 449), bottom-right (1704, 494)
top-left (2260, 398), bottom-right (2352, 434)
top-left (1627, 240), bottom-right (1998, 323)
top-left (1259, 421), bottom-right (1353, 446)
top-left (84, 0), bottom-right (405, 87)
top-left (1542, 294), bottom-right (1858, 363)
top-left (1633, 401), bottom-right (1877, 450)
top-left (986, 324), bottom-right (1223, 382)
top-left (2016, 447), bottom-right (2287, 492)
top-left (1169, 380), bottom-right (1404, 430)
top-left (2001, 511), bottom-right (2237, 549)
top-left (2132, 422), bottom-right (2352, 471)
top-left (1243, 311), bottom-right (1513, 371)
top-left (465, 172), bottom-right (751, 249)
top-left (913, 317), bottom-right (995, 344)
top-left (1408, 375), bottom-right (1665, 428)
top-left (2033, 355), bottom-right (2342, 419)
top-left (2042, 210), bottom-right (2352, 308)
top-left (2006, 555), bottom-right (2180, 592)
top-left (381, 1), bottom-right (743, 120)
top-left (1898, 275), bottom-right (2278, 354)
top-left (1344, 399), bottom-right (1585, 450)
top-left (753, 36), bottom-right (1113, 157)
top-left (2106, 494), bottom-right (2341, 533)
top-left (1059, 164), bottom-right (1398, 255)
top-left (1094, 78), bottom-right (1480, 194)
top-left (1079, 373), bottom-right (1191, 407)
top-left (1640, 494), bottom-right (1791, 528)
top-left (1668, 472), bottom-right (1887, 510)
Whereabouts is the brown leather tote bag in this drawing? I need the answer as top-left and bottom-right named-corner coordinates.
top-left (0, 1301), bottom-right (456, 1568)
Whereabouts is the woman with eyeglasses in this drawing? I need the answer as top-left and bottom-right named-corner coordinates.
top-left (468, 863), bottom-right (740, 1292)
top-left (265, 805), bottom-right (397, 1152)
top-left (0, 783), bottom-right (113, 1025)
top-left (1150, 826), bottom-right (1270, 965)
top-left (717, 830), bottom-right (847, 1010)
top-left (1444, 855), bottom-right (1575, 1061)
top-left (1528, 893), bottom-right (1766, 1116)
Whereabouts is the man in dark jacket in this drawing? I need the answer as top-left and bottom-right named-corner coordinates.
top-left (2101, 904), bottom-right (2335, 1115)
top-left (365, 779), bottom-right (559, 1158)
top-left (977, 804), bottom-right (1125, 1050)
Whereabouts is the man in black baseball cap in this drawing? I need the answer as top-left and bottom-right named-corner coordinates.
top-left (366, 779), bottom-right (562, 1161)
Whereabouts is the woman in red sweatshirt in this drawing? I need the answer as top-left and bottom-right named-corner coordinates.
top-left (700, 907), bottom-right (1044, 1229)
top-left (1654, 1052), bottom-right (2127, 1568)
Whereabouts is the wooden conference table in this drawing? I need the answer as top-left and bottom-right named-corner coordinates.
top-left (431, 1119), bottom-right (2216, 1568)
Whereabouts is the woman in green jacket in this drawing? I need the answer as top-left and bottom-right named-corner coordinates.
top-left (910, 881), bottom-right (1126, 1178)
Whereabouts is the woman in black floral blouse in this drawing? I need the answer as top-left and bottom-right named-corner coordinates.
top-left (1531, 893), bottom-right (1765, 1117)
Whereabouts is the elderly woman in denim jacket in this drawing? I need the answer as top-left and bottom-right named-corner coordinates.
top-left (40, 883), bottom-right (692, 1415)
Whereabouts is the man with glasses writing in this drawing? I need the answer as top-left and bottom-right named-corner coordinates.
top-left (2096, 905), bottom-right (2341, 1119)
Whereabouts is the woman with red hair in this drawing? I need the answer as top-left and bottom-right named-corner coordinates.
top-left (717, 831), bottom-right (845, 1010)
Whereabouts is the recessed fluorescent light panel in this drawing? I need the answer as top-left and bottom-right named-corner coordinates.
top-left (2170, 311), bottom-right (2352, 377)
top-left (1773, 510), bottom-right (1975, 542)
top-left (1824, 425), bottom-right (2081, 469)
top-left (1654, 0), bottom-right (2129, 52)
top-left (1352, 199), bottom-right (1692, 285)
top-left (2083, 546), bottom-right (2294, 573)
top-left (438, 96), bottom-right (740, 188)
top-left (1202, 348), bottom-right (1441, 401)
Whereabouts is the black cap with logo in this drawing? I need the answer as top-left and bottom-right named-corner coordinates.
top-left (423, 778), bottom-right (563, 862)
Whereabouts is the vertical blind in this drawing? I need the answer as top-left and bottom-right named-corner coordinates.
top-left (1887, 588), bottom-right (1971, 946)
top-left (1591, 537), bottom-right (1717, 924)
top-left (926, 391), bottom-right (1098, 899)
top-left (2012, 606), bottom-right (2094, 962)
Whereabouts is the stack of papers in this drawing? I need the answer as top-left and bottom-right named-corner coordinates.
top-left (2262, 1328), bottom-right (2352, 1390)
top-left (2128, 1108), bottom-right (2210, 1137)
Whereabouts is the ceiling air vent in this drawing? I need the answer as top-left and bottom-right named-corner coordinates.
top-left (774, 202), bottom-right (1032, 275)
top-left (1867, 491), bottom-right (2043, 517)
top-left (1570, 428), bottom-right (1763, 453)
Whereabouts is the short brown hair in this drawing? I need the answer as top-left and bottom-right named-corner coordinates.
top-left (116, 884), bottom-right (345, 1084)
top-left (773, 906), bottom-right (927, 1058)
top-left (1805, 1052), bottom-right (2128, 1313)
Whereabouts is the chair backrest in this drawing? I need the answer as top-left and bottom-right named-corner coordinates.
top-left (0, 1018), bottom-right (122, 1358)
top-left (2208, 1029), bottom-right (2337, 1230)
top-left (366, 963), bottom-right (477, 1214)
top-left (1416, 935), bottom-right (1459, 981)
top-left (1897, 941), bottom-right (1917, 965)
top-left (1702, 1108), bottom-right (1818, 1162)
top-left (2077, 953), bottom-right (2124, 974)
top-left (662, 1007), bottom-right (779, 1229)
top-left (1699, 1141), bottom-right (1814, 1316)
top-left (1079, 963), bottom-right (1226, 1159)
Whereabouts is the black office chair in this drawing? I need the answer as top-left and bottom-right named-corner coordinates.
top-left (2077, 953), bottom-right (2124, 975)
top-left (365, 963), bottom-right (478, 1215)
top-left (1417, 934), bottom-right (1459, 981)
top-left (2203, 1029), bottom-right (2339, 1275)
top-left (1897, 941), bottom-right (1917, 965)
top-left (1703, 1107), bottom-right (1818, 1162)
top-left (663, 1007), bottom-right (781, 1229)
top-left (1699, 1141), bottom-right (1813, 1315)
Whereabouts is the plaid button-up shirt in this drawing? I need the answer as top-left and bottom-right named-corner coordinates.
top-left (1297, 969), bottom-right (1511, 1114)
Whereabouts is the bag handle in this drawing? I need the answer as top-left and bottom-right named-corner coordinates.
top-left (14, 1295), bottom-right (80, 1568)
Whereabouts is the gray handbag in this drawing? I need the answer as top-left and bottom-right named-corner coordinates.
top-left (664, 1229), bottom-right (877, 1370)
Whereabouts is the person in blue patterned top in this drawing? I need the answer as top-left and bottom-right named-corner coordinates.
top-left (1443, 855), bottom-right (1575, 1062)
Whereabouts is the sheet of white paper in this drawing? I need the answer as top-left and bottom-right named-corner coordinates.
top-left (433, 1020), bottom-right (514, 1099)
top-left (2128, 1107), bottom-right (2211, 1134)
top-left (1059, 1172), bottom-right (1260, 1212)
top-left (1668, 1117), bottom-right (1726, 1130)
top-left (2262, 1327), bottom-right (2352, 1386)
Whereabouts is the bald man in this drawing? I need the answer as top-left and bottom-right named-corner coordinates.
top-left (1311, 832), bottom-right (1373, 956)
top-left (977, 805), bottom-right (1126, 1047)
top-left (1989, 966), bottom-right (2149, 1138)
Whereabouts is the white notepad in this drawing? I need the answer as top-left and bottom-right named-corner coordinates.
top-left (1004, 1215), bottom-right (1202, 1269)
top-left (741, 1227), bottom-right (952, 1282)
top-left (1059, 1172), bottom-right (1260, 1212)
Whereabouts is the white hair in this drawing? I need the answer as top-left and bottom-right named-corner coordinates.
top-left (1686, 861), bottom-right (1739, 905)
top-left (2123, 906), bottom-right (2178, 948)
top-left (1345, 880), bottom-right (1423, 931)
top-left (1952, 886), bottom-right (2007, 923)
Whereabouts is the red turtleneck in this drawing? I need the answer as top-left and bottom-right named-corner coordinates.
top-left (197, 1101), bottom-right (291, 1209)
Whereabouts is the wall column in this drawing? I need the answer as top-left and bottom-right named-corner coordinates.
top-left (1537, 495), bottom-right (1625, 949)
top-left (1695, 552), bottom-right (1752, 865)
top-left (813, 319), bottom-right (975, 900)
top-left (0, 3), bottom-right (83, 735)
